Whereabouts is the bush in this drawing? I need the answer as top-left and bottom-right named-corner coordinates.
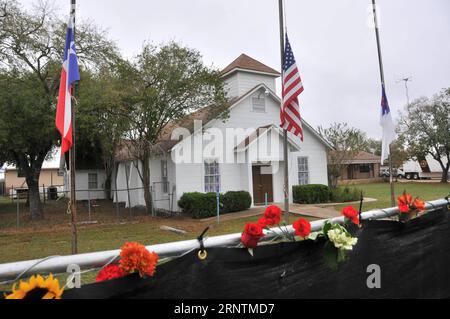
top-left (178, 192), bottom-right (217, 219)
top-left (222, 191), bottom-right (252, 213)
top-left (331, 186), bottom-right (361, 203)
top-left (178, 191), bottom-right (252, 219)
top-left (292, 184), bottom-right (331, 204)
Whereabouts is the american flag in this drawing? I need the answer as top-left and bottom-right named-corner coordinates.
top-left (280, 33), bottom-right (304, 140)
top-left (55, 11), bottom-right (79, 154)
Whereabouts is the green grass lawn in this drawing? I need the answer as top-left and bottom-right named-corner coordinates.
top-left (334, 181), bottom-right (449, 212)
top-left (0, 204), bottom-right (306, 265)
top-left (0, 211), bottom-right (306, 290)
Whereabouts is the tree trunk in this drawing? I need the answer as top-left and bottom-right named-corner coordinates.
top-left (103, 155), bottom-right (115, 200)
top-left (104, 175), bottom-right (112, 200)
top-left (329, 175), bottom-right (338, 189)
top-left (435, 157), bottom-right (449, 183)
top-left (328, 165), bottom-right (340, 189)
top-left (441, 166), bottom-right (449, 183)
top-left (103, 159), bottom-right (112, 200)
top-left (142, 154), bottom-right (153, 215)
top-left (26, 173), bottom-right (43, 219)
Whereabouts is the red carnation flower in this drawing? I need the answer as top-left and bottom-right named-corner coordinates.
top-left (263, 205), bottom-right (282, 226)
top-left (341, 206), bottom-right (359, 225)
top-left (95, 264), bottom-right (125, 282)
top-left (257, 217), bottom-right (268, 228)
top-left (293, 218), bottom-right (311, 238)
top-left (241, 223), bottom-right (265, 248)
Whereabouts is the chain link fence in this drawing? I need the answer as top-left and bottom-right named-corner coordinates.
top-left (1, 182), bottom-right (177, 229)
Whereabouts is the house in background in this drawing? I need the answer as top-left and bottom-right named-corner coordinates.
top-left (339, 151), bottom-right (381, 183)
top-left (3, 149), bottom-right (64, 198)
top-left (63, 142), bottom-right (108, 201)
top-left (65, 168), bottom-right (107, 201)
top-left (3, 146), bottom-right (107, 201)
top-left (114, 54), bottom-right (331, 211)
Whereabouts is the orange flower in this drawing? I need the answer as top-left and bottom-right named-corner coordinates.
top-left (119, 242), bottom-right (159, 277)
top-left (398, 192), bottom-right (412, 206)
top-left (413, 198), bottom-right (426, 211)
top-left (397, 191), bottom-right (426, 214)
top-left (397, 192), bottom-right (413, 214)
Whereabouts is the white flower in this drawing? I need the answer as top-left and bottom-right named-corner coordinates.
top-left (327, 227), bottom-right (358, 251)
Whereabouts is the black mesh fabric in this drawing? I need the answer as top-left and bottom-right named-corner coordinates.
top-left (43, 208), bottom-right (450, 298)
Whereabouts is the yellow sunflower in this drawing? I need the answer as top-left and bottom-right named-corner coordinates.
top-left (4, 274), bottom-right (64, 299)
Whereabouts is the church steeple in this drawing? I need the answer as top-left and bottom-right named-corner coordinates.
top-left (221, 54), bottom-right (280, 78)
top-left (221, 54), bottom-right (279, 98)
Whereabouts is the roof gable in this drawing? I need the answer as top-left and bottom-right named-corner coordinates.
top-left (234, 124), bottom-right (300, 152)
top-left (225, 84), bottom-right (333, 150)
top-left (163, 84), bottom-right (332, 152)
top-left (221, 54), bottom-right (280, 77)
top-left (115, 85), bottom-right (331, 160)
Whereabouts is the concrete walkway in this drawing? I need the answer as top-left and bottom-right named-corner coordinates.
top-left (314, 197), bottom-right (377, 207)
top-left (200, 202), bottom-right (343, 222)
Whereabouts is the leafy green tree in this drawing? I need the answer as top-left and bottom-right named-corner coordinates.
top-left (0, 0), bottom-right (118, 218)
top-left (388, 140), bottom-right (408, 170)
top-left (318, 122), bottom-right (369, 188)
top-left (0, 71), bottom-right (54, 215)
top-left (76, 67), bottom-right (130, 199)
top-left (364, 138), bottom-right (381, 156)
top-left (397, 88), bottom-right (450, 183)
top-left (118, 42), bottom-right (227, 213)
top-left (362, 138), bottom-right (406, 170)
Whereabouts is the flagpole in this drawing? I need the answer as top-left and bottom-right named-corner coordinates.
top-left (69, 0), bottom-right (78, 254)
top-left (278, 0), bottom-right (289, 223)
top-left (371, 0), bottom-right (395, 207)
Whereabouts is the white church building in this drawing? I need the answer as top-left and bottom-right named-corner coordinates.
top-left (114, 54), bottom-right (330, 211)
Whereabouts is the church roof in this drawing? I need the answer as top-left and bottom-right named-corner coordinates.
top-left (221, 54), bottom-right (280, 77)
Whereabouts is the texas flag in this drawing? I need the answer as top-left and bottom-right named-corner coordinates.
top-left (55, 12), bottom-right (80, 154)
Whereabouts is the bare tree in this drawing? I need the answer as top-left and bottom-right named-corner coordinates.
top-left (117, 42), bottom-right (227, 214)
top-left (318, 123), bottom-right (369, 188)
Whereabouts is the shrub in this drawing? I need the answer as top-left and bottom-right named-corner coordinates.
top-left (178, 191), bottom-right (252, 219)
top-left (292, 184), bottom-right (331, 204)
top-left (331, 186), bottom-right (361, 203)
top-left (222, 191), bottom-right (252, 213)
top-left (178, 192), bottom-right (217, 219)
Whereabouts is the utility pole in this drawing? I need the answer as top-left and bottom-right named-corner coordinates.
top-left (397, 76), bottom-right (412, 106)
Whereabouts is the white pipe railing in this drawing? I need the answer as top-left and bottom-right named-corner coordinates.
top-left (0, 198), bottom-right (448, 282)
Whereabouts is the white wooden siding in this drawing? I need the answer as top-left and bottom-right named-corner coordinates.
top-left (73, 169), bottom-right (107, 201)
top-left (223, 71), bottom-right (276, 98)
top-left (116, 68), bottom-right (329, 211)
